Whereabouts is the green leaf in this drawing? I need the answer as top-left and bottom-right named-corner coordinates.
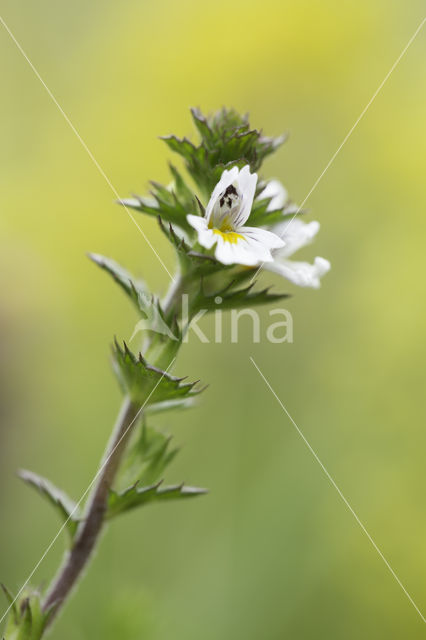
top-left (190, 107), bottom-right (216, 147)
top-left (149, 181), bottom-right (190, 223)
top-left (157, 216), bottom-right (191, 255)
top-left (120, 108), bottom-right (288, 231)
top-left (157, 218), bottom-right (224, 277)
top-left (207, 106), bottom-right (250, 137)
top-left (168, 163), bottom-right (197, 210)
top-left (112, 341), bottom-right (202, 406)
top-left (118, 194), bottom-right (160, 217)
top-left (161, 134), bottom-right (204, 167)
top-left (112, 421), bottom-right (207, 517)
top-left (161, 107), bottom-right (288, 196)
top-left (192, 280), bottom-right (290, 314)
top-left (25, 596), bottom-right (44, 640)
top-left (118, 186), bottom-right (193, 232)
top-left (16, 599), bottom-right (32, 640)
top-left (195, 107), bottom-right (251, 148)
top-left (88, 253), bottom-right (149, 313)
top-left (89, 254), bottom-right (176, 347)
top-left (3, 589), bottom-right (47, 640)
top-left (116, 422), bottom-right (179, 490)
top-left (161, 135), bottom-right (211, 195)
top-left (249, 197), bottom-right (305, 228)
top-left (129, 294), bottom-right (181, 347)
top-left (249, 197), bottom-right (274, 224)
top-left (1, 584), bottom-right (18, 625)
top-left (145, 395), bottom-right (198, 415)
top-left (107, 481), bottom-right (207, 518)
top-left (18, 470), bottom-right (81, 539)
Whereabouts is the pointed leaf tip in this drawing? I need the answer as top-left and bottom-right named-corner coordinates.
top-left (18, 469), bottom-right (81, 540)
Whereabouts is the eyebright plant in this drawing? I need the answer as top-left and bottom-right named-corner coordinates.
top-left (2, 107), bottom-right (330, 638)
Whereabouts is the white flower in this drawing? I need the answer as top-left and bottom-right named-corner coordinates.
top-left (261, 179), bottom-right (289, 211)
top-left (265, 217), bottom-right (331, 288)
top-left (187, 166), bottom-right (284, 266)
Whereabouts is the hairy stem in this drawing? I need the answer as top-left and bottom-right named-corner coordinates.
top-left (162, 271), bottom-right (185, 318)
top-left (40, 275), bottom-right (185, 631)
top-left (42, 395), bottom-right (140, 624)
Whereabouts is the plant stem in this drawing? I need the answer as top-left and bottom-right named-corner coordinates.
top-left (42, 395), bottom-right (140, 625)
top-left (41, 274), bottom-right (185, 630)
top-left (162, 271), bottom-right (185, 318)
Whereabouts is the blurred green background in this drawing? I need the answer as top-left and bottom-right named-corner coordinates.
top-left (1, 0), bottom-right (425, 637)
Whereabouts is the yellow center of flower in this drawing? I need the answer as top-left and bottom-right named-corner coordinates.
top-left (208, 214), bottom-right (245, 244)
top-left (212, 229), bottom-right (244, 244)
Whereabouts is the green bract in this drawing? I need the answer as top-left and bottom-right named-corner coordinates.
top-left (107, 483), bottom-right (207, 519)
top-left (120, 107), bottom-right (291, 230)
top-left (18, 470), bottom-right (81, 540)
top-left (162, 107), bottom-right (286, 198)
top-left (1, 586), bottom-right (55, 640)
top-left (111, 340), bottom-right (201, 407)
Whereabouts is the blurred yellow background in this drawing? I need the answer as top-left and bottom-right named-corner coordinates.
top-left (1, 0), bottom-right (425, 637)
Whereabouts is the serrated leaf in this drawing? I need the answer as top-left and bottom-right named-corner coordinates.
top-left (130, 295), bottom-right (180, 346)
top-left (18, 470), bottom-right (81, 539)
top-left (206, 107), bottom-right (251, 144)
top-left (190, 107), bottom-right (215, 147)
top-left (118, 186), bottom-right (192, 231)
top-left (112, 341), bottom-right (202, 406)
top-left (208, 159), bottom-right (247, 187)
top-left (249, 197), bottom-right (274, 223)
top-left (119, 195), bottom-right (160, 216)
top-left (161, 134), bottom-right (205, 167)
top-left (122, 108), bottom-right (288, 230)
top-left (107, 481), bottom-right (207, 518)
top-left (145, 395), bottom-right (198, 415)
top-left (88, 253), bottom-right (178, 347)
top-left (249, 197), bottom-right (305, 228)
top-left (161, 134), bottom-right (211, 196)
top-left (192, 281), bottom-right (290, 314)
top-left (149, 181), bottom-right (190, 226)
top-left (88, 253), bottom-right (149, 314)
top-left (119, 164), bottom-right (197, 236)
top-left (157, 218), bottom-right (224, 277)
top-left (158, 217), bottom-right (191, 255)
top-left (116, 422), bottom-right (178, 490)
top-left (216, 128), bottom-right (259, 166)
top-left (162, 107), bottom-right (288, 195)
top-left (168, 163), bottom-right (196, 209)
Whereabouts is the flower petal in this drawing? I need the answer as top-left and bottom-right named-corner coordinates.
top-left (235, 165), bottom-right (258, 226)
top-left (239, 226), bottom-right (285, 250)
top-left (265, 256), bottom-right (331, 288)
top-left (187, 214), bottom-right (217, 249)
top-left (214, 234), bottom-right (261, 266)
top-left (272, 218), bottom-right (320, 258)
top-left (205, 166), bottom-right (239, 223)
top-left (261, 179), bottom-right (288, 211)
top-left (213, 226), bottom-right (283, 265)
top-left (187, 214), bottom-right (207, 232)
